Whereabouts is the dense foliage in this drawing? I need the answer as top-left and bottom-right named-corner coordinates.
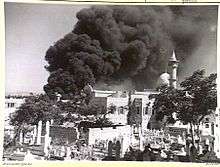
top-left (10, 94), bottom-right (61, 126)
top-left (152, 69), bottom-right (217, 145)
top-left (10, 90), bottom-right (113, 129)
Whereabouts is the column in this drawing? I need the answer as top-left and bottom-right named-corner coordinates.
top-left (44, 120), bottom-right (50, 157)
top-left (139, 125), bottom-right (144, 151)
top-left (65, 147), bottom-right (72, 160)
top-left (19, 130), bottom-right (23, 144)
top-left (37, 120), bottom-right (42, 145)
top-left (30, 125), bottom-right (37, 145)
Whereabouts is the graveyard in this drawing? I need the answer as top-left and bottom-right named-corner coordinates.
top-left (3, 115), bottom-right (220, 162)
top-left (3, 4), bottom-right (219, 163)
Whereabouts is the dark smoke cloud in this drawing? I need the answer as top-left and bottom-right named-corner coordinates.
top-left (44, 6), bottom-right (217, 98)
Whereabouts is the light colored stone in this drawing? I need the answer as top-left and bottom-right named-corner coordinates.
top-left (37, 120), bottom-right (42, 145)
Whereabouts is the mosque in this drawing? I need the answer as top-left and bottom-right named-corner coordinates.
top-left (4, 51), bottom-right (219, 159)
top-left (91, 50), bottom-right (220, 157)
top-left (91, 50), bottom-right (179, 130)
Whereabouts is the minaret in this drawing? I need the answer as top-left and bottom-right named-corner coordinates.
top-left (168, 50), bottom-right (179, 89)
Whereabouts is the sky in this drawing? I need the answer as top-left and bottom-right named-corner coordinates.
top-left (5, 3), bottom-right (218, 93)
top-left (5, 2), bottom-right (88, 93)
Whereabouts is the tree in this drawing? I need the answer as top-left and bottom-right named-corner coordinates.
top-left (10, 85), bottom-right (112, 136)
top-left (76, 103), bottom-right (114, 129)
top-left (127, 102), bottom-right (142, 125)
top-left (79, 102), bottom-right (115, 126)
top-left (179, 69), bottom-right (217, 146)
top-left (152, 69), bottom-right (217, 148)
top-left (9, 94), bottom-right (62, 145)
top-left (10, 94), bottom-right (61, 127)
top-left (3, 133), bottom-right (13, 150)
top-left (127, 91), bottom-right (142, 126)
top-left (151, 85), bottom-right (183, 125)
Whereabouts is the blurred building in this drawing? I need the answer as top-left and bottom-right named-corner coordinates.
top-left (4, 93), bottom-right (33, 138)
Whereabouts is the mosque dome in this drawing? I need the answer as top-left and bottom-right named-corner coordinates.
top-left (157, 72), bottom-right (170, 86)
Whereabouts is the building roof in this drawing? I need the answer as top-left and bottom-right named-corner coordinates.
top-left (169, 50), bottom-right (177, 62)
top-left (157, 72), bottom-right (170, 86)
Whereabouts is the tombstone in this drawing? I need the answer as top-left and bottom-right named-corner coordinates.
top-left (190, 145), bottom-right (197, 162)
top-left (185, 139), bottom-right (190, 156)
top-left (198, 144), bottom-right (203, 155)
top-left (60, 146), bottom-right (66, 157)
top-left (179, 147), bottom-right (186, 156)
top-left (173, 155), bottom-right (179, 162)
top-left (65, 147), bottom-right (72, 160)
top-left (205, 138), bottom-right (209, 145)
top-left (115, 140), bottom-right (121, 160)
top-left (177, 135), bottom-right (183, 144)
top-left (16, 148), bottom-right (21, 153)
top-left (24, 149), bottom-right (34, 161)
top-left (37, 120), bottom-right (42, 145)
top-left (50, 119), bottom-right (54, 125)
top-left (108, 141), bottom-right (113, 157)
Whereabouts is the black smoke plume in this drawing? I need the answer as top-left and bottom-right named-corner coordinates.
top-left (44, 6), bottom-right (217, 98)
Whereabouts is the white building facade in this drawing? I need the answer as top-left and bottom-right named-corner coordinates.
top-left (92, 89), bottom-right (158, 130)
top-left (4, 97), bottom-right (25, 138)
